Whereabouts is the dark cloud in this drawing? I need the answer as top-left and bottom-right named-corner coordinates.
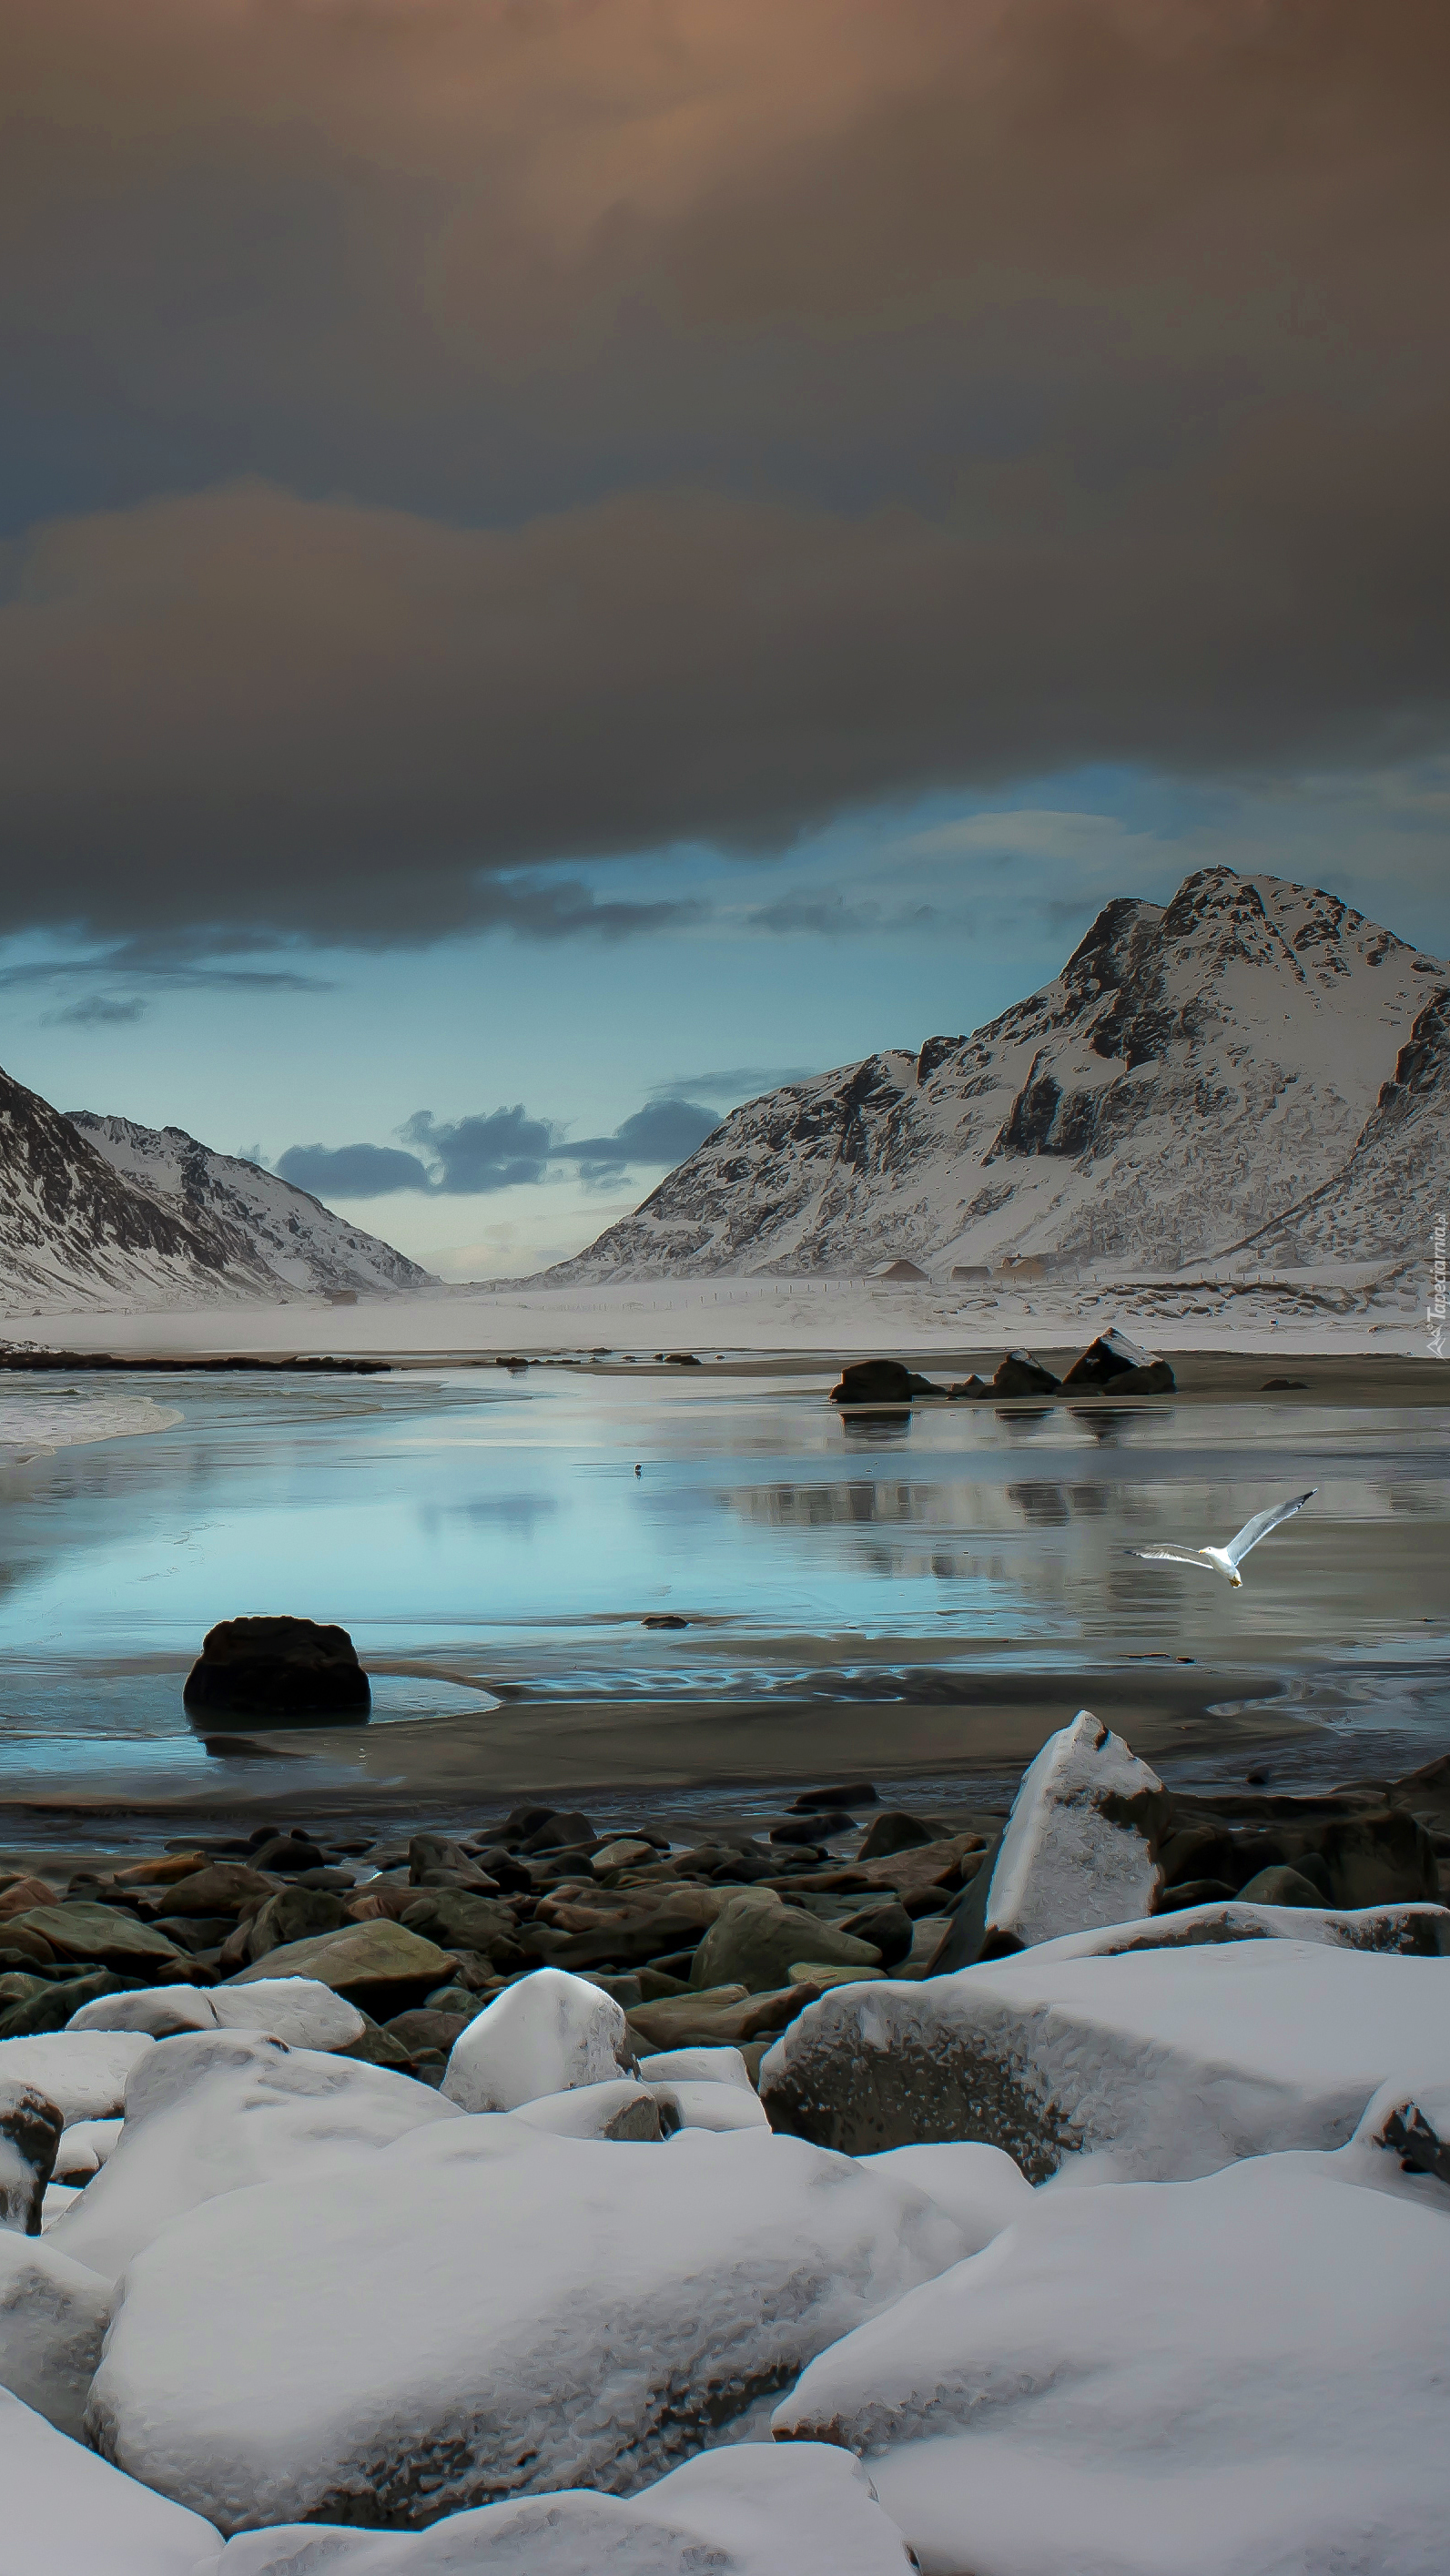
top-left (401, 1107), bottom-right (555, 1195)
top-left (558, 1100), bottom-right (721, 1164)
top-left (275, 1142), bottom-right (432, 1198)
top-left (0, 2), bottom-right (1445, 948)
top-left (41, 993), bottom-right (147, 1027)
top-left (278, 1096), bottom-right (721, 1199)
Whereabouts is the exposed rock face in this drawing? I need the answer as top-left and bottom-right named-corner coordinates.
top-left (0, 2082), bottom-right (62, 2233)
top-left (69, 1112), bottom-right (433, 1297)
top-left (547, 867), bottom-right (1448, 1278)
top-left (184, 1617), bottom-right (370, 1723)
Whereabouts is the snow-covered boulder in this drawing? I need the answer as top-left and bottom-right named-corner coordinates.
top-left (0, 2030), bottom-right (152, 2124)
top-left (53, 2116), bottom-right (123, 2184)
top-left (932, 1710), bottom-right (1166, 1973)
top-left (87, 2119), bottom-right (968, 2531)
top-left (1, 2077), bottom-right (62, 2233)
top-left (208, 2444), bottom-right (916, 2573)
top-left (50, 2028), bottom-right (460, 2281)
top-left (966, 1894), bottom-right (1450, 1964)
top-left (66, 1985), bottom-right (219, 2039)
top-left (638, 2046), bottom-right (755, 2091)
top-left (441, 1967), bottom-right (637, 2113)
top-left (762, 1935), bottom-right (1450, 2176)
top-left (66, 1975), bottom-right (367, 2051)
top-left (857, 2143), bottom-right (1033, 2251)
top-left (1, 2385), bottom-right (221, 2575)
top-left (653, 2078), bottom-right (770, 2135)
top-left (0, 2230), bottom-right (111, 2434)
top-left (1353, 2072), bottom-right (1450, 2185)
top-left (775, 2143), bottom-right (1450, 2576)
top-left (510, 2079), bottom-right (662, 2141)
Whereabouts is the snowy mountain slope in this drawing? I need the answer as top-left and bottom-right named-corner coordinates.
top-left (0, 1066), bottom-right (274, 1309)
top-left (68, 1115), bottom-right (432, 1297)
top-left (551, 867), bottom-right (1449, 1280)
top-left (1228, 981), bottom-right (1450, 1271)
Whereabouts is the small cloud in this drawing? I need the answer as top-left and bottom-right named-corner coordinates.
top-left (401, 1104), bottom-right (556, 1193)
top-left (749, 893), bottom-right (936, 937)
top-left (556, 1098), bottom-right (721, 1165)
top-left (651, 1063), bottom-right (817, 1100)
top-left (276, 1141), bottom-right (432, 1198)
top-left (42, 993), bottom-right (147, 1027)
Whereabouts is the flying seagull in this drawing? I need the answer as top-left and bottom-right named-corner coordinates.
top-left (1128, 1489), bottom-right (1318, 1587)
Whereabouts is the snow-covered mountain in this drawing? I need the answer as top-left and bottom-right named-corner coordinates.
top-left (0, 1066), bottom-right (275, 1309)
top-left (551, 867), bottom-right (1450, 1281)
top-left (67, 1114), bottom-right (432, 1299)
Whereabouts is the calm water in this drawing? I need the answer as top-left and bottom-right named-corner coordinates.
top-left (0, 1365), bottom-right (1446, 1797)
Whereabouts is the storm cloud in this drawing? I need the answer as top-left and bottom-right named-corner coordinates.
top-left (278, 1097), bottom-right (721, 1197)
top-left (1, 0), bottom-right (1446, 949)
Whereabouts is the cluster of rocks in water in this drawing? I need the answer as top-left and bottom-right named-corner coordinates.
top-left (4, 1720), bottom-right (1449, 2571)
top-left (830, 1328), bottom-right (1176, 1412)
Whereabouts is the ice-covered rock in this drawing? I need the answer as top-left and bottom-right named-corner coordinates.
top-left (0, 2029), bottom-right (153, 2124)
top-left (87, 2119), bottom-right (967, 2530)
top-left (1, 2076), bottom-right (62, 2234)
top-left (511, 2079), bottom-right (662, 2141)
top-left (66, 1975), bottom-right (367, 2051)
top-left (1353, 2072), bottom-right (1450, 2187)
top-left (67, 1985), bottom-right (219, 2039)
top-left (762, 1935), bottom-right (1450, 2176)
top-left (441, 1967), bottom-right (637, 2113)
top-left (212, 1979), bottom-right (368, 2051)
top-left (1, 2385), bottom-right (221, 2575)
top-left (208, 2443), bottom-right (916, 2573)
top-left (0, 2229), bottom-right (111, 2435)
top-left (775, 2142), bottom-right (1450, 2576)
top-left (931, 1711), bottom-right (1166, 1973)
top-left (638, 2045), bottom-right (755, 2091)
top-left (978, 1894), bottom-right (1450, 1963)
top-left (652, 2079), bottom-right (770, 2135)
top-left (857, 2143), bottom-right (1033, 2251)
top-left (53, 2116), bottom-right (123, 2183)
top-left (50, 2028), bottom-right (460, 2281)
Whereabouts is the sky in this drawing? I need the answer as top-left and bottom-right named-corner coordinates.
top-left (1, 0), bottom-right (1446, 1278)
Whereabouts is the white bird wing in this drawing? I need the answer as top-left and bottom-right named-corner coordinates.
top-left (1222, 1488), bottom-right (1318, 1569)
top-left (1127, 1546), bottom-right (1216, 1571)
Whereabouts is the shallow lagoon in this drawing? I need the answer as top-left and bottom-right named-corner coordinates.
top-left (0, 1363), bottom-right (1446, 1817)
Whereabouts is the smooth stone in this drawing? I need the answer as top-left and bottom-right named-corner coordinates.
top-left (244, 1889), bottom-right (353, 1962)
top-left (5, 1905), bottom-right (190, 1979)
top-left (442, 1968), bottom-right (638, 2114)
top-left (183, 1616), bottom-right (370, 1722)
top-left (511, 2080), bottom-right (664, 2142)
top-left (691, 1896), bottom-right (880, 1994)
top-left (0, 2031), bottom-right (154, 2125)
top-left (226, 1921), bottom-right (458, 2013)
top-left (151, 1864), bottom-right (276, 1918)
top-left (1237, 1865), bottom-right (1328, 1908)
top-left (837, 1902), bottom-right (915, 1967)
top-left (856, 1811), bottom-right (943, 1861)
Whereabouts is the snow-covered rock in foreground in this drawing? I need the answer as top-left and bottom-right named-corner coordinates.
top-left (441, 1967), bottom-right (637, 2114)
top-left (776, 2144), bottom-right (1450, 2576)
top-left (652, 2078), bottom-right (770, 2135)
top-left (510, 2078), bottom-right (662, 2141)
top-left (66, 1976), bottom-right (366, 2051)
top-left (67, 1986), bottom-right (218, 2039)
top-left (0, 2030), bottom-right (153, 2125)
top-left (50, 2029), bottom-right (458, 2281)
top-left (53, 2116), bottom-right (123, 2183)
top-left (958, 1894), bottom-right (1450, 1963)
top-left (638, 2047), bottom-right (757, 2091)
top-left (762, 1936), bottom-right (1450, 2177)
top-left (857, 2144), bottom-right (1033, 2253)
top-left (0, 2386), bottom-right (221, 2575)
top-left (0, 2228), bottom-right (111, 2436)
top-left (69, 1111), bottom-right (433, 1298)
top-left (87, 2120), bottom-right (967, 2531)
top-left (209, 2445), bottom-right (916, 2574)
top-left (933, 1710), bottom-right (1165, 1973)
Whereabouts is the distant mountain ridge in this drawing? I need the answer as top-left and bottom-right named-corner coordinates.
top-left (550, 867), bottom-right (1450, 1281)
top-left (67, 1114), bottom-right (432, 1300)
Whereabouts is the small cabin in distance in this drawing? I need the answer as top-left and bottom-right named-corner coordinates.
top-left (871, 1257), bottom-right (930, 1282)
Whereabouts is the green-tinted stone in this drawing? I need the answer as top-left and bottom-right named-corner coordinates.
top-left (226, 1918), bottom-right (456, 2009)
top-left (7, 1904), bottom-right (189, 1976)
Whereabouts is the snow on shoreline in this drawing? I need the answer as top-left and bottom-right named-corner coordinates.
top-left (0, 1271), bottom-right (1437, 1362)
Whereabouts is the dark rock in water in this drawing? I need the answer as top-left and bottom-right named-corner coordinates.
top-left (1062, 1329), bottom-right (1148, 1390)
top-left (664, 1352), bottom-right (703, 1365)
top-left (1236, 1865), bottom-right (1326, 1908)
top-left (1109, 1359), bottom-right (1176, 1393)
top-left (642, 1614), bottom-right (690, 1628)
top-left (857, 1811), bottom-right (944, 1861)
top-left (518, 1811), bottom-right (595, 1854)
top-left (789, 1783), bottom-right (878, 1813)
top-left (183, 1618), bottom-right (370, 1724)
top-left (829, 1359), bottom-right (944, 1406)
top-left (1153, 1877), bottom-right (1239, 1913)
top-left (0, 2081), bottom-right (63, 2233)
top-left (767, 1819), bottom-right (831, 1849)
top-left (1262, 1378), bottom-right (1309, 1390)
top-left (248, 1834), bottom-right (327, 1876)
top-left (947, 1375), bottom-right (992, 1399)
top-left (992, 1350), bottom-right (1061, 1397)
top-left (837, 1902), bottom-right (915, 1969)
